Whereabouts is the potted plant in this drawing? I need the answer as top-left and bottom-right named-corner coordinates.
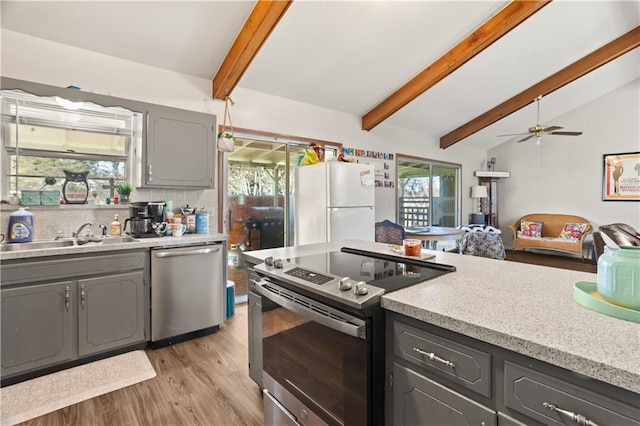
top-left (116, 182), bottom-right (133, 202)
top-left (217, 131), bottom-right (235, 152)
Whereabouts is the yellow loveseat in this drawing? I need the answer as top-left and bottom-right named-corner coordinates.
top-left (508, 214), bottom-right (593, 259)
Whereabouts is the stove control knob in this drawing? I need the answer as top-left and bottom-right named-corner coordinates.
top-left (265, 256), bottom-right (274, 267)
top-left (354, 282), bottom-right (368, 296)
top-left (273, 258), bottom-right (284, 269)
top-left (338, 277), bottom-right (352, 291)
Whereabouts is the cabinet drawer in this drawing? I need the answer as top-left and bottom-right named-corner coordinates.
top-left (2, 251), bottom-right (147, 286)
top-left (393, 362), bottom-right (496, 426)
top-left (393, 320), bottom-right (492, 397)
top-left (504, 361), bottom-right (640, 425)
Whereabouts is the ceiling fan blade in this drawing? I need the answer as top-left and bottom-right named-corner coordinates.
top-left (497, 132), bottom-right (530, 137)
top-left (542, 125), bottom-right (563, 132)
top-left (516, 134), bottom-right (535, 143)
top-left (549, 131), bottom-right (583, 136)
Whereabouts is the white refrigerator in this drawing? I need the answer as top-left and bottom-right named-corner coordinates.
top-left (295, 161), bottom-right (375, 245)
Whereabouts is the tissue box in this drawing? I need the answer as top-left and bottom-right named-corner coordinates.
top-left (21, 190), bottom-right (41, 206)
top-left (41, 190), bottom-right (60, 205)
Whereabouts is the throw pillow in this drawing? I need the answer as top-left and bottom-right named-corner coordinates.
top-left (559, 223), bottom-right (588, 241)
top-left (521, 220), bottom-right (543, 238)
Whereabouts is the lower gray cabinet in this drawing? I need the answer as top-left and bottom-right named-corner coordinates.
top-left (1, 281), bottom-right (74, 376)
top-left (1, 251), bottom-right (149, 380)
top-left (78, 272), bottom-right (145, 357)
top-left (504, 361), bottom-right (640, 426)
top-left (387, 312), bottom-right (640, 426)
top-left (392, 362), bottom-right (496, 426)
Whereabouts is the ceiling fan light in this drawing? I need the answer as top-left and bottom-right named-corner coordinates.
top-left (535, 135), bottom-right (541, 146)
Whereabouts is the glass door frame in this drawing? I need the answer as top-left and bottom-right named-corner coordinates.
top-left (395, 154), bottom-right (462, 228)
top-left (217, 126), bottom-right (342, 248)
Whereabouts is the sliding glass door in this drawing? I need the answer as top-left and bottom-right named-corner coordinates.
top-left (397, 156), bottom-right (460, 228)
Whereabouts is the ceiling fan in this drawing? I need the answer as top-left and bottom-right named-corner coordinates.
top-left (498, 95), bottom-right (583, 144)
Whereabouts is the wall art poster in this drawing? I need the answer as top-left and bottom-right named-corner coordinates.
top-left (602, 152), bottom-right (640, 201)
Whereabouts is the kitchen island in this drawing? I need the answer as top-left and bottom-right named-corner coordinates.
top-left (243, 239), bottom-right (639, 395)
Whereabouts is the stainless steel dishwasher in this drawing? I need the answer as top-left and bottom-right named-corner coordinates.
top-left (151, 243), bottom-right (225, 345)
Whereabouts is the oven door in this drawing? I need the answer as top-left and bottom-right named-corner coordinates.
top-left (254, 278), bottom-right (369, 426)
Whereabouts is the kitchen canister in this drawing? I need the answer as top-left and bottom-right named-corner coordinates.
top-left (195, 211), bottom-right (209, 234)
top-left (185, 214), bottom-right (196, 233)
top-left (8, 207), bottom-right (35, 243)
top-left (597, 245), bottom-right (640, 310)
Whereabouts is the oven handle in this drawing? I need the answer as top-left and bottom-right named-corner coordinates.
top-left (252, 279), bottom-right (366, 340)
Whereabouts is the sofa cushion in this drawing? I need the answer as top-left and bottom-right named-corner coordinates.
top-left (520, 220), bottom-right (543, 238)
top-left (558, 222), bottom-right (588, 241)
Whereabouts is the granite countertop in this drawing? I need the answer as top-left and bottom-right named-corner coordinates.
top-left (0, 233), bottom-right (228, 261)
top-left (243, 240), bottom-right (640, 394)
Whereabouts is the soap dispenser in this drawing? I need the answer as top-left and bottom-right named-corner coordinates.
top-left (110, 214), bottom-right (122, 236)
top-left (8, 207), bottom-right (34, 243)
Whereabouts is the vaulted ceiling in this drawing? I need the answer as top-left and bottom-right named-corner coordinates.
top-left (2, 1), bottom-right (638, 152)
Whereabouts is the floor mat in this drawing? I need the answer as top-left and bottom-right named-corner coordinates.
top-left (1, 350), bottom-right (156, 426)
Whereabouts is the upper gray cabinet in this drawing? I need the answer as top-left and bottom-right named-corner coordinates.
top-left (145, 105), bottom-right (216, 188)
top-left (1, 77), bottom-right (217, 190)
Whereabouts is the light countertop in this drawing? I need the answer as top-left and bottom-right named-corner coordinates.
top-left (243, 240), bottom-right (640, 394)
top-left (0, 233), bottom-right (228, 261)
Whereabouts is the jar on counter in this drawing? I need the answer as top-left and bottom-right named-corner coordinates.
top-left (597, 245), bottom-right (640, 310)
top-left (228, 244), bottom-right (241, 268)
top-left (185, 214), bottom-right (196, 233)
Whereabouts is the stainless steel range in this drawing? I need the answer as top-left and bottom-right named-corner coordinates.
top-left (252, 247), bottom-right (455, 426)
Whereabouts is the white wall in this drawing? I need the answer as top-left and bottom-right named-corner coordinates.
top-left (1, 29), bottom-right (486, 230)
top-left (489, 79), bottom-right (640, 237)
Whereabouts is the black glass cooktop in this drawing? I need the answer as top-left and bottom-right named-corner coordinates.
top-left (286, 247), bottom-right (454, 293)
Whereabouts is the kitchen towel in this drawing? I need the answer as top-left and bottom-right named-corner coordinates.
top-left (0, 350), bottom-right (156, 426)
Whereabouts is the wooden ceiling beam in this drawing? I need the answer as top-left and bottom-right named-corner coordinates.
top-left (361, 0), bottom-right (551, 132)
top-left (212, 0), bottom-right (292, 100)
top-left (440, 26), bottom-right (640, 149)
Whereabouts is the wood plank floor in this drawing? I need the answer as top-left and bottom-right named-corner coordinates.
top-left (20, 304), bottom-right (264, 426)
top-left (505, 249), bottom-right (596, 273)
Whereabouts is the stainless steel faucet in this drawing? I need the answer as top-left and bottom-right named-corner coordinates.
top-left (73, 222), bottom-right (93, 239)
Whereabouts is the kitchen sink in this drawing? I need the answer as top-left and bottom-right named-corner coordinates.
top-left (99, 236), bottom-right (138, 244)
top-left (0, 240), bottom-right (76, 252)
top-left (0, 236), bottom-right (138, 252)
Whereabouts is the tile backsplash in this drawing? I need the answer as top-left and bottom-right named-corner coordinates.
top-left (1, 188), bottom-right (218, 241)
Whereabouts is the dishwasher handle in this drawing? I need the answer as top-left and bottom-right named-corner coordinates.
top-left (154, 246), bottom-right (220, 258)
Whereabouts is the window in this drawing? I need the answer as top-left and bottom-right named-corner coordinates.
top-left (397, 155), bottom-right (460, 228)
top-left (1, 90), bottom-right (140, 202)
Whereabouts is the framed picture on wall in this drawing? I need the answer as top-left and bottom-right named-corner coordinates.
top-left (602, 152), bottom-right (640, 201)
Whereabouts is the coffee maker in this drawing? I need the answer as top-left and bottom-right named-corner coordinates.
top-left (124, 201), bottom-right (167, 237)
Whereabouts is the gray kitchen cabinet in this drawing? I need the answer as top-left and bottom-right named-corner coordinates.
top-left (145, 105), bottom-right (216, 188)
top-left (78, 271), bottom-right (145, 357)
top-left (386, 312), bottom-right (640, 426)
top-left (1, 281), bottom-right (75, 377)
top-left (247, 265), bottom-right (263, 388)
top-left (503, 360), bottom-right (640, 426)
top-left (393, 362), bottom-right (497, 426)
top-left (1, 250), bottom-right (149, 382)
top-left (1, 77), bottom-right (217, 189)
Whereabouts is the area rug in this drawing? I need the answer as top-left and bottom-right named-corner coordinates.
top-left (0, 350), bottom-right (156, 426)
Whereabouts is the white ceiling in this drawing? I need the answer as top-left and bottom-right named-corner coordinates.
top-left (2, 1), bottom-right (639, 152)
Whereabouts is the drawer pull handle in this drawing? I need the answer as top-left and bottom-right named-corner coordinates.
top-left (65, 286), bottom-right (70, 310)
top-left (543, 402), bottom-right (599, 426)
top-left (412, 347), bottom-right (455, 368)
top-left (80, 284), bottom-right (86, 307)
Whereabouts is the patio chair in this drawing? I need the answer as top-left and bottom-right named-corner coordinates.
top-left (375, 220), bottom-right (406, 245)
